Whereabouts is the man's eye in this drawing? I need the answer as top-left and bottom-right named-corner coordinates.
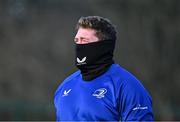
top-left (82, 39), bottom-right (89, 42)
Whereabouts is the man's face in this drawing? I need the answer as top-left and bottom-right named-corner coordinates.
top-left (74, 27), bottom-right (99, 44)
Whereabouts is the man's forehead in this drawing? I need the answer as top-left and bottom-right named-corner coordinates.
top-left (75, 28), bottom-right (97, 37)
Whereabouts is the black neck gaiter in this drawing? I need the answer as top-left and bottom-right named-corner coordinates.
top-left (75, 40), bottom-right (115, 81)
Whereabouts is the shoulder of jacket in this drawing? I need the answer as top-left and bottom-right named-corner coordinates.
top-left (63, 70), bottom-right (81, 83)
top-left (54, 70), bottom-right (80, 96)
top-left (108, 64), bottom-right (124, 80)
top-left (107, 64), bottom-right (133, 89)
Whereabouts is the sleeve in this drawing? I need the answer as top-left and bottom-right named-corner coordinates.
top-left (119, 80), bottom-right (154, 121)
top-left (54, 86), bottom-right (61, 121)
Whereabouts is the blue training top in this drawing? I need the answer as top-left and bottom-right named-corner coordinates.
top-left (54, 64), bottom-right (153, 121)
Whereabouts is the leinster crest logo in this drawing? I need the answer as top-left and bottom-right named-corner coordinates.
top-left (92, 88), bottom-right (107, 99)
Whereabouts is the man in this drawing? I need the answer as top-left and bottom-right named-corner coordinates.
top-left (54, 16), bottom-right (153, 121)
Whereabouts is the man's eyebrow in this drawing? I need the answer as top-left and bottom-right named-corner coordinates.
top-left (80, 37), bottom-right (89, 40)
top-left (74, 37), bottom-right (89, 42)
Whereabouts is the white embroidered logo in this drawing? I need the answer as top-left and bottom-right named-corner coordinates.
top-left (62, 89), bottom-right (71, 97)
top-left (132, 104), bottom-right (148, 111)
top-left (92, 88), bottom-right (107, 98)
top-left (77, 57), bottom-right (87, 65)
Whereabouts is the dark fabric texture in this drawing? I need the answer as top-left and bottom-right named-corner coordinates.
top-left (75, 40), bottom-right (115, 81)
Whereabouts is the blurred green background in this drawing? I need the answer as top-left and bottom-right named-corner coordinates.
top-left (0, 0), bottom-right (179, 120)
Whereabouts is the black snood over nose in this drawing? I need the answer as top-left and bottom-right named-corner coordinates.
top-left (75, 40), bottom-right (115, 81)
